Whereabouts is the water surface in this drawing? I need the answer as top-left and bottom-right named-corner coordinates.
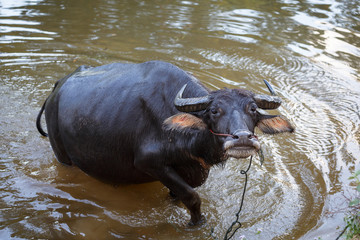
top-left (1, 0), bottom-right (359, 239)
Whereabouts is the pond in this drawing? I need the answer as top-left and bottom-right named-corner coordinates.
top-left (1, 0), bottom-right (359, 239)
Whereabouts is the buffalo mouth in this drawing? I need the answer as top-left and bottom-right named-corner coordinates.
top-left (223, 137), bottom-right (260, 159)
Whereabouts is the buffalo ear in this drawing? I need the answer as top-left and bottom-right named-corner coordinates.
top-left (257, 114), bottom-right (294, 134)
top-left (163, 113), bottom-right (207, 132)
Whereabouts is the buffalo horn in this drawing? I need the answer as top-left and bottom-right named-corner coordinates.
top-left (263, 79), bottom-right (277, 96)
top-left (174, 84), bottom-right (211, 112)
top-left (253, 80), bottom-right (282, 109)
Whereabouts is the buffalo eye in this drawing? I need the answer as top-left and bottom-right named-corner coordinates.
top-left (211, 108), bottom-right (218, 114)
top-left (249, 104), bottom-right (257, 114)
top-left (210, 107), bottom-right (222, 117)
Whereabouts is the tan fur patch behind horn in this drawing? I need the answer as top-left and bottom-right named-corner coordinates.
top-left (163, 113), bottom-right (207, 131)
top-left (257, 116), bottom-right (295, 134)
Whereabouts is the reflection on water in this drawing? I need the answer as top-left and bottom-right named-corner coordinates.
top-left (1, 0), bottom-right (359, 239)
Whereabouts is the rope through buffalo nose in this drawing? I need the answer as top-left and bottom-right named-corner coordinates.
top-left (208, 130), bottom-right (264, 239)
top-left (210, 129), bottom-right (259, 140)
top-left (209, 129), bottom-right (238, 139)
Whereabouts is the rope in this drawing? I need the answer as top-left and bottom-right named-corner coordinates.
top-left (335, 225), bottom-right (348, 240)
top-left (209, 129), bottom-right (236, 138)
top-left (223, 155), bottom-right (253, 240)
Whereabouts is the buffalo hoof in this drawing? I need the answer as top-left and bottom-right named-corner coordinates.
top-left (188, 214), bottom-right (206, 227)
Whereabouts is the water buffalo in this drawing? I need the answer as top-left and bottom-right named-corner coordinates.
top-left (36, 61), bottom-right (294, 225)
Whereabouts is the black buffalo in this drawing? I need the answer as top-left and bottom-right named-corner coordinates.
top-left (36, 61), bottom-right (294, 225)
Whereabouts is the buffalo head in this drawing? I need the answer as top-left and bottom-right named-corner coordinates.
top-left (165, 82), bottom-right (294, 161)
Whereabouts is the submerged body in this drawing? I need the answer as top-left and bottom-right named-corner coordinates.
top-left (37, 61), bottom-right (293, 225)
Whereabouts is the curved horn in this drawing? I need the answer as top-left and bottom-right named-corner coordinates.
top-left (254, 94), bottom-right (282, 109)
top-left (254, 80), bottom-right (282, 109)
top-left (174, 84), bottom-right (211, 112)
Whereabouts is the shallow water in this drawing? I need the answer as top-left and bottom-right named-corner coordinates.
top-left (1, 0), bottom-right (359, 239)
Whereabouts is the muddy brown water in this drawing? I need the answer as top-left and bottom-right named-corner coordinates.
top-left (1, 0), bottom-right (359, 239)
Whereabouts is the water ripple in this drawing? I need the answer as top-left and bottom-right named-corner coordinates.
top-left (209, 9), bottom-right (262, 43)
top-left (1, 0), bottom-right (360, 239)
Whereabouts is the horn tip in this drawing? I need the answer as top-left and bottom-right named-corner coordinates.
top-left (263, 79), bottom-right (276, 96)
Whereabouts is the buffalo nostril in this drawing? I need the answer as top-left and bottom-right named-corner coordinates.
top-left (232, 130), bottom-right (253, 140)
top-left (250, 135), bottom-right (258, 140)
